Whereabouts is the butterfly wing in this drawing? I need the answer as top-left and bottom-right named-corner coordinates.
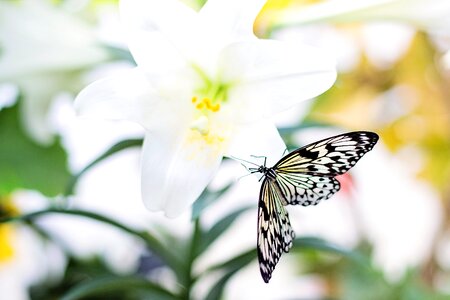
top-left (257, 177), bottom-right (295, 283)
top-left (275, 173), bottom-right (341, 206)
top-left (274, 131), bottom-right (378, 206)
top-left (256, 131), bottom-right (378, 282)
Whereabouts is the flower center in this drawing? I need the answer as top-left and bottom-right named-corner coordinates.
top-left (190, 96), bottom-right (221, 136)
top-left (186, 66), bottom-right (233, 156)
top-left (188, 71), bottom-right (229, 138)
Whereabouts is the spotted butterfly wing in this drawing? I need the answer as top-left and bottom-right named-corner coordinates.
top-left (257, 131), bottom-right (378, 282)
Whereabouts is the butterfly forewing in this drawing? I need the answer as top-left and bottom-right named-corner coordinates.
top-left (257, 178), bottom-right (295, 283)
top-left (275, 131), bottom-right (379, 176)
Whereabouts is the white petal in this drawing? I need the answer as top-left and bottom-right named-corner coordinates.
top-left (141, 130), bottom-right (223, 218)
top-left (199, 0), bottom-right (266, 40)
top-left (0, 1), bottom-right (108, 80)
top-left (119, 0), bottom-right (195, 73)
top-left (174, 0), bottom-right (265, 74)
top-left (75, 68), bottom-right (158, 126)
top-left (220, 40), bottom-right (336, 120)
top-left (226, 120), bottom-right (286, 167)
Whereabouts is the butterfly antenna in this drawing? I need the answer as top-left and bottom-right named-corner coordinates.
top-left (239, 162), bottom-right (251, 173)
top-left (229, 155), bottom-right (260, 167)
top-left (250, 155), bottom-right (267, 167)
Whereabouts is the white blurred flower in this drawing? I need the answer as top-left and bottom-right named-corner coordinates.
top-left (0, 197), bottom-right (66, 300)
top-left (272, 0), bottom-right (450, 70)
top-left (0, 0), bottom-right (110, 144)
top-left (276, 0), bottom-right (450, 36)
top-left (75, 0), bottom-right (336, 217)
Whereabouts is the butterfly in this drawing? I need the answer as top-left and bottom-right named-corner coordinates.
top-left (247, 131), bottom-right (379, 283)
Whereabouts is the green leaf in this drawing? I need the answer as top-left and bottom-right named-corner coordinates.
top-left (293, 237), bottom-right (368, 266)
top-left (201, 237), bottom-right (369, 299)
top-left (60, 276), bottom-right (179, 300)
top-left (65, 138), bottom-right (143, 195)
top-left (195, 204), bottom-right (253, 257)
top-left (204, 249), bottom-right (256, 300)
top-left (191, 182), bottom-right (234, 220)
top-left (0, 208), bottom-right (184, 275)
top-left (204, 271), bottom-right (235, 300)
top-left (0, 102), bottom-right (70, 196)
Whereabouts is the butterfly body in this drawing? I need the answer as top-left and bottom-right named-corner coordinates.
top-left (253, 131), bottom-right (379, 283)
top-left (255, 165), bottom-right (277, 180)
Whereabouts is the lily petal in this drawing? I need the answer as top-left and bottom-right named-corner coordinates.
top-left (199, 0), bottom-right (266, 40)
top-left (192, 0), bottom-right (266, 73)
top-left (220, 40), bottom-right (336, 120)
top-left (226, 119), bottom-right (286, 167)
top-left (141, 130), bottom-right (223, 218)
top-left (120, 0), bottom-right (196, 73)
top-left (75, 68), bottom-right (160, 127)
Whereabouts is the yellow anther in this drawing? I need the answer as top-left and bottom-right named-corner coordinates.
top-left (192, 96), bottom-right (221, 113)
top-left (211, 103), bottom-right (220, 112)
top-left (203, 98), bottom-right (212, 109)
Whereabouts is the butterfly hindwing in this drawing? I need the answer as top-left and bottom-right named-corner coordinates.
top-left (257, 178), bottom-right (295, 283)
top-left (275, 131), bottom-right (379, 176)
top-left (275, 172), bottom-right (340, 206)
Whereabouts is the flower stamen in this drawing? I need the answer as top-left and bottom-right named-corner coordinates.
top-left (192, 97), bottom-right (221, 113)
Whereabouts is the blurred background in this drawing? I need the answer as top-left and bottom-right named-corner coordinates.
top-left (0, 0), bottom-right (449, 299)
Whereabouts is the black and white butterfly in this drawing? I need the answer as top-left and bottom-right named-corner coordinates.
top-left (247, 131), bottom-right (379, 283)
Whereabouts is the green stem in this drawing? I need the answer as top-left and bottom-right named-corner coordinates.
top-left (182, 218), bottom-right (201, 300)
top-left (0, 208), bottom-right (183, 273)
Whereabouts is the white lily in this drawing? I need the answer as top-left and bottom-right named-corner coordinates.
top-left (275, 0), bottom-right (450, 35)
top-left (0, 0), bottom-right (110, 144)
top-left (75, 0), bottom-right (336, 217)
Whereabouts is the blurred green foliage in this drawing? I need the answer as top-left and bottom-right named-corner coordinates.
top-left (0, 100), bottom-right (70, 197)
